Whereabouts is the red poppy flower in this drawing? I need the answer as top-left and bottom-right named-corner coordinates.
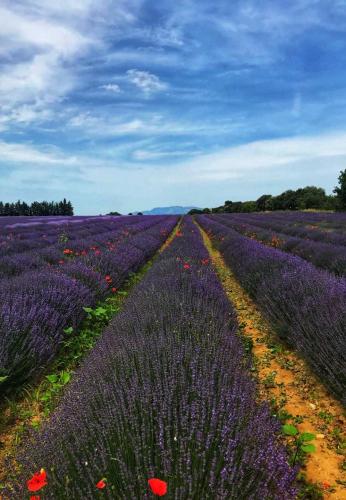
top-left (94, 250), bottom-right (101, 255)
top-left (176, 231), bottom-right (183, 237)
top-left (201, 258), bottom-right (209, 265)
top-left (148, 478), bottom-right (167, 496)
top-left (111, 287), bottom-right (117, 293)
top-left (58, 260), bottom-right (65, 265)
top-left (96, 479), bottom-right (107, 489)
top-left (183, 263), bottom-right (190, 269)
top-left (322, 482), bottom-right (331, 490)
top-left (30, 496), bottom-right (41, 500)
top-left (63, 249), bottom-right (73, 255)
top-left (27, 469), bottom-right (47, 492)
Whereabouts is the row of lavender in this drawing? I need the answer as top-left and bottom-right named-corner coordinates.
top-left (0, 222), bottom-right (157, 279)
top-left (214, 213), bottom-right (346, 276)
top-left (235, 211), bottom-right (346, 246)
top-left (0, 215), bottom-right (144, 263)
top-left (0, 216), bottom-right (178, 393)
top-left (197, 215), bottom-right (346, 405)
top-left (260, 210), bottom-right (346, 234)
top-left (8, 217), bottom-right (297, 499)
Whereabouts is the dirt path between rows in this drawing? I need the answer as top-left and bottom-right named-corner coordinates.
top-left (198, 222), bottom-right (346, 500)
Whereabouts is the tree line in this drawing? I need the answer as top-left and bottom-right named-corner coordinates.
top-left (0, 198), bottom-right (74, 216)
top-left (189, 169), bottom-right (346, 214)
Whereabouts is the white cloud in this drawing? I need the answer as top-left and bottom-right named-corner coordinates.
top-left (126, 69), bottom-right (167, 93)
top-left (0, 1), bottom-right (139, 126)
top-left (0, 6), bottom-right (91, 111)
top-left (0, 6), bottom-right (89, 57)
top-left (132, 149), bottom-right (201, 160)
top-left (0, 141), bottom-right (78, 165)
top-left (0, 53), bottom-right (75, 107)
top-left (176, 130), bottom-right (346, 182)
top-left (67, 111), bottom-right (236, 139)
top-left (100, 83), bottom-right (122, 93)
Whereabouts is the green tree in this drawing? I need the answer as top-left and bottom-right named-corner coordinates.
top-left (256, 194), bottom-right (272, 211)
top-left (295, 186), bottom-right (327, 210)
top-left (188, 208), bottom-right (203, 215)
top-left (241, 201), bottom-right (257, 212)
top-left (334, 168), bottom-right (346, 210)
top-left (271, 190), bottom-right (298, 210)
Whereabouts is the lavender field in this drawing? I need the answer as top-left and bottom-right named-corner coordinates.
top-left (1, 213), bottom-right (345, 499)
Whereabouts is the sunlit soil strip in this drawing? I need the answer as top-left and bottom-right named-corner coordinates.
top-left (0, 219), bottom-right (181, 489)
top-left (198, 222), bottom-right (346, 500)
top-left (159, 218), bottom-right (182, 252)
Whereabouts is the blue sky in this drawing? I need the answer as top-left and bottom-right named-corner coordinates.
top-left (1, 0), bottom-right (346, 214)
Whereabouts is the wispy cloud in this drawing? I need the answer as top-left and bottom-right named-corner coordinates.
top-left (0, 1), bottom-right (138, 128)
top-left (0, 141), bottom-right (78, 165)
top-left (178, 130), bottom-right (346, 182)
top-left (126, 69), bottom-right (168, 94)
top-left (67, 112), bottom-right (236, 139)
top-left (0, 6), bottom-right (91, 114)
top-left (100, 83), bottom-right (122, 93)
top-left (132, 148), bottom-right (201, 161)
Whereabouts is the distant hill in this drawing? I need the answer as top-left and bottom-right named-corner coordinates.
top-left (142, 206), bottom-right (200, 215)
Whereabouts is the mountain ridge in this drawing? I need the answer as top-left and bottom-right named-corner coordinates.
top-left (142, 206), bottom-right (199, 215)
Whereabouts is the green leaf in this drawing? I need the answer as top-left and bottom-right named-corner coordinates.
top-left (300, 432), bottom-right (315, 442)
top-left (60, 372), bottom-right (71, 385)
top-left (0, 375), bottom-right (8, 383)
top-left (95, 307), bottom-right (107, 315)
top-left (83, 307), bottom-right (93, 313)
top-left (282, 424), bottom-right (298, 436)
top-left (40, 393), bottom-right (51, 402)
top-left (63, 326), bottom-right (74, 335)
top-left (46, 374), bottom-right (58, 384)
top-left (301, 444), bottom-right (316, 453)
